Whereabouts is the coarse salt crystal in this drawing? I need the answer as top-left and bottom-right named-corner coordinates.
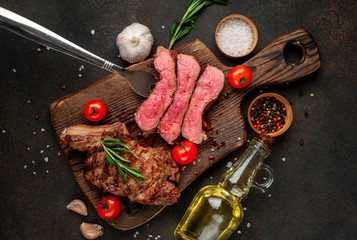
top-left (24, 165), bottom-right (27, 169)
top-left (58, 152), bottom-right (61, 155)
top-left (46, 145), bottom-right (49, 148)
top-left (268, 194), bottom-right (272, 197)
top-left (226, 161), bottom-right (232, 168)
top-left (44, 157), bottom-right (49, 162)
top-left (2, 130), bottom-right (5, 134)
top-left (13, 69), bottom-right (16, 72)
top-left (32, 160), bottom-right (35, 164)
top-left (40, 150), bottom-right (44, 153)
top-left (234, 157), bottom-right (238, 161)
top-left (211, 148), bottom-right (215, 152)
top-left (41, 128), bottom-right (45, 132)
top-left (238, 137), bottom-right (242, 141)
top-left (33, 132), bottom-right (36, 135)
top-left (91, 29), bottom-right (95, 35)
top-left (78, 74), bottom-right (82, 78)
top-left (247, 222), bottom-right (251, 228)
top-left (216, 18), bottom-right (253, 57)
top-left (237, 230), bottom-right (242, 234)
top-left (161, 26), bottom-right (165, 29)
top-left (193, 161), bottom-right (196, 165)
top-left (243, 207), bottom-right (247, 210)
top-left (27, 147), bottom-right (30, 150)
top-left (209, 176), bottom-right (213, 179)
top-left (46, 170), bottom-right (49, 174)
top-left (33, 171), bottom-right (36, 175)
top-left (282, 157), bottom-right (286, 162)
top-left (310, 93), bottom-right (314, 97)
top-left (27, 100), bottom-right (31, 103)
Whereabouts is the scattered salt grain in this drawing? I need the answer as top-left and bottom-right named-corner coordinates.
top-left (32, 160), bottom-right (35, 164)
top-left (24, 165), bottom-right (27, 169)
top-left (238, 137), bottom-right (242, 141)
top-left (259, 89), bottom-right (263, 93)
top-left (27, 100), bottom-right (31, 103)
top-left (209, 176), bottom-right (213, 180)
top-left (216, 18), bottom-right (253, 57)
top-left (198, 158), bottom-right (201, 162)
top-left (234, 157), bottom-right (238, 161)
top-left (149, 235), bottom-right (153, 238)
top-left (237, 230), bottom-right (242, 234)
top-left (46, 170), bottom-right (49, 174)
top-left (282, 157), bottom-right (286, 162)
top-left (117, 55), bottom-right (121, 58)
top-left (247, 139), bottom-right (250, 143)
top-left (268, 194), bottom-right (272, 197)
top-left (91, 29), bottom-right (95, 35)
top-left (46, 145), bottom-right (49, 148)
top-left (226, 161), bottom-right (232, 168)
top-left (243, 207), bottom-right (247, 210)
top-left (33, 132), bottom-right (36, 135)
top-left (161, 25), bottom-right (165, 29)
top-left (44, 157), bottom-right (49, 162)
top-left (247, 222), bottom-right (251, 228)
top-left (27, 147), bottom-right (30, 150)
top-left (2, 130), bottom-right (5, 134)
top-left (41, 128), bottom-right (45, 132)
top-left (193, 161), bottom-right (196, 165)
top-left (263, 177), bottom-right (267, 180)
top-left (58, 152), bottom-right (61, 156)
top-left (135, 231), bottom-right (139, 235)
top-left (13, 68), bottom-right (16, 72)
top-left (40, 150), bottom-right (44, 154)
top-left (310, 93), bottom-right (314, 97)
top-left (78, 74), bottom-right (82, 78)
top-left (33, 171), bottom-right (36, 175)
top-left (211, 148), bottom-right (215, 152)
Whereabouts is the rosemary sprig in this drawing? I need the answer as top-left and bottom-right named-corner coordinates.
top-left (169, 0), bottom-right (227, 49)
top-left (101, 139), bottom-right (145, 185)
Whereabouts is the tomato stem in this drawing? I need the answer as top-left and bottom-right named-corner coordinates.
top-left (89, 107), bottom-right (98, 116)
top-left (240, 76), bottom-right (247, 84)
top-left (177, 142), bottom-right (189, 154)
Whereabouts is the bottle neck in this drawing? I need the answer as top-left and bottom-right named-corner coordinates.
top-left (219, 137), bottom-right (272, 200)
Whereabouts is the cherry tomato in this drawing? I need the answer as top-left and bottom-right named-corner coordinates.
top-left (96, 195), bottom-right (121, 220)
top-left (172, 141), bottom-right (197, 165)
top-left (228, 65), bottom-right (252, 88)
top-left (84, 100), bottom-right (107, 122)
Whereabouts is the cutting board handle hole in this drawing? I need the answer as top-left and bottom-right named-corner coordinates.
top-left (284, 41), bottom-right (306, 66)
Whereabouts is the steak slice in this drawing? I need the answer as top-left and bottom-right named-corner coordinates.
top-left (60, 122), bottom-right (180, 205)
top-left (135, 46), bottom-right (177, 136)
top-left (182, 65), bottom-right (225, 144)
top-left (158, 54), bottom-right (201, 144)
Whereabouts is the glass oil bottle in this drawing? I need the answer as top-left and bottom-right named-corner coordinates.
top-left (174, 134), bottom-right (275, 240)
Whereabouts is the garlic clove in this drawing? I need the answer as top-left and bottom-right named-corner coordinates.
top-left (80, 222), bottom-right (104, 240)
top-left (66, 199), bottom-right (88, 216)
top-left (116, 22), bottom-right (154, 63)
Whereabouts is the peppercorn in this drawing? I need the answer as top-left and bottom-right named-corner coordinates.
top-left (300, 140), bottom-right (304, 145)
top-left (35, 115), bottom-right (39, 120)
top-left (249, 96), bottom-right (287, 134)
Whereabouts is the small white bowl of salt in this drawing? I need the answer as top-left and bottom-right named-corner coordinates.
top-left (215, 14), bottom-right (258, 58)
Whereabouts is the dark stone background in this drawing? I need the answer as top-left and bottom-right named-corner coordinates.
top-left (0, 1), bottom-right (356, 239)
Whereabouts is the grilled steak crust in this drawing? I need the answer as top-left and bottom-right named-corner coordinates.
top-left (158, 54), bottom-right (201, 144)
top-left (135, 46), bottom-right (177, 136)
top-left (60, 122), bottom-right (180, 205)
top-left (182, 65), bottom-right (225, 144)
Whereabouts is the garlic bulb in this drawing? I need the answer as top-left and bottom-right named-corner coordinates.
top-left (80, 222), bottom-right (103, 240)
top-left (116, 23), bottom-right (154, 63)
top-left (66, 199), bottom-right (88, 216)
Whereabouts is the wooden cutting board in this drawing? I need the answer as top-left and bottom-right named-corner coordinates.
top-left (50, 28), bottom-right (320, 230)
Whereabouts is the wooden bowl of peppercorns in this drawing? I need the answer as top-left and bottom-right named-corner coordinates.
top-left (247, 93), bottom-right (293, 137)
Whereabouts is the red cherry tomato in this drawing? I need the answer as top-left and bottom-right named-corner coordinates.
top-left (84, 100), bottom-right (107, 122)
top-left (228, 65), bottom-right (252, 88)
top-left (172, 141), bottom-right (197, 165)
top-left (96, 195), bottom-right (121, 220)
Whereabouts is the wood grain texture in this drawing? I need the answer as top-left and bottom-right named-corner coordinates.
top-left (50, 29), bottom-right (320, 230)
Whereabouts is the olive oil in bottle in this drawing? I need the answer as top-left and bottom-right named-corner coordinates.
top-left (174, 134), bottom-right (275, 240)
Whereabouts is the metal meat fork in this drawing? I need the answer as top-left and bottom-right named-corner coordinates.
top-left (0, 7), bottom-right (157, 97)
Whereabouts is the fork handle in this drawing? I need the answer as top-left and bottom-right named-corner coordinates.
top-left (0, 7), bottom-right (124, 73)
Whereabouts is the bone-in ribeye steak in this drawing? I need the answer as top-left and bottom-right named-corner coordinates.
top-left (60, 122), bottom-right (180, 205)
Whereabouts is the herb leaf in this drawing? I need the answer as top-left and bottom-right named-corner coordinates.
top-left (169, 0), bottom-right (227, 49)
top-left (100, 139), bottom-right (145, 185)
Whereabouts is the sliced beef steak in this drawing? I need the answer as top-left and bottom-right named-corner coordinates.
top-left (135, 46), bottom-right (177, 136)
top-left (158, 54), bottom-right (201, 144)
top-left (181, 65), bottom-right (225, 144)
top-left (60, 122), bottom-right (180, 205)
